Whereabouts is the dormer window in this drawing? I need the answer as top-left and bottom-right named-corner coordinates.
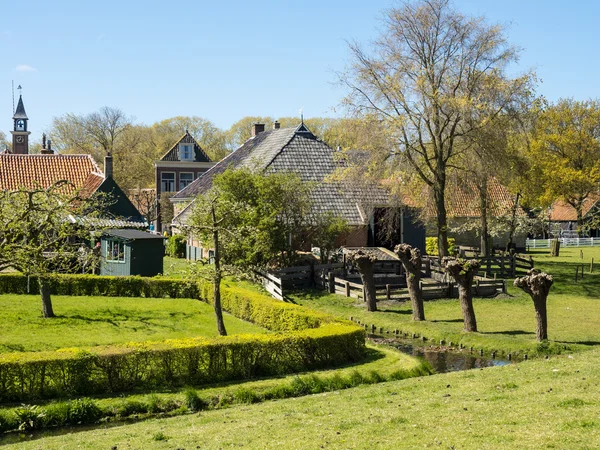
top-left (179, 144), bottom-right (194, 161)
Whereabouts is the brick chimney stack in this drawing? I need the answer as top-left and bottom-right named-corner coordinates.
top-left (273, 120), bottom-right (280, 129)
top-left (251, 123), bottom-right (265, 137)
top-left (41, 133), bottom-right (54, 154)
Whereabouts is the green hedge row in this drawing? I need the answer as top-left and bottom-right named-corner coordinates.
top-left (0, 273), bottom-right (199, 299)
top-left (0, 279), bottom-right (365, 402)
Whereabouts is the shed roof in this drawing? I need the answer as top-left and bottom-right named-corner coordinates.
top-left (103, 229), bottom-right (166, 240)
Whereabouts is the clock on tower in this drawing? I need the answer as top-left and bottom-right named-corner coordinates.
top-left (10, 94), bottom-right (30, 154)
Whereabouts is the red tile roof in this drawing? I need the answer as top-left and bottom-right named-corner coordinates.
top-left (548, 195), bottom-right (600, 222)
top-left (0, 154), bottom-right (104, 197)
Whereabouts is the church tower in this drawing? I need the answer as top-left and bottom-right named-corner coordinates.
top-left (11, 95), bottom-right (30, 154)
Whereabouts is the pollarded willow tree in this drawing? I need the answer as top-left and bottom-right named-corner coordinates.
top-left (443, 257), bottom-right (480, 332)
top-left (395, 244), bottom-right (425, 321)
top-left (340, 0), bottom-right (532, 257)
top-left (0, 181), bottom-right (107, 318)
top-left (514, 269), bottom-right (553, 341)
top-left (347, 250), bottom-right (378, 312)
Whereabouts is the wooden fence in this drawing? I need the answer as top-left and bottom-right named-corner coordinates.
top-left (331, 274), bottom-right (506, 301)
top-left (426, 254), bottom-right (533, 279)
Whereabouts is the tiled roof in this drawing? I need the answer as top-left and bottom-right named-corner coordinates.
top-left (0, 154), bottom-right (104, 196)
top-left (548, 195), bottom-right (600, 221)
top-left (173, 125), bottom-right (389, 226)
top-left (159, 132), bottom-right (211, 162)
top-left (407, 177), bottom-right (519, 218)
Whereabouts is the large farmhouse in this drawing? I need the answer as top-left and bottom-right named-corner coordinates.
top-left (170, 122), bottom-right (425, 259)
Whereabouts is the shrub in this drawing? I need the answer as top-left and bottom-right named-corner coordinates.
top-left (166, 235), bottom-right (187, 258)
top-left (0, 280), bottom-right (365, 403)
top-left (425, 237), bottom-right (456, 256)
top-left (183, 388), bottom-right (206, 412)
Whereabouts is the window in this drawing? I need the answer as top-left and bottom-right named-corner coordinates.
top-left (180, 144), bottom-right (193, 161)
top-left (179, 172), bottom-right (194, 190)
top-left (106, 239), bottom-right (125, 262)
top-left (161, 172), bottom-right (175, 192)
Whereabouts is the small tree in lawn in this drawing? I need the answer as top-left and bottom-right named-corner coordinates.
top-left (443, 258), bottom-right (480, 332)
top-left (514, 269), bottom-right (553, 341)
top-left (184, 168), bottom-right (316, 335)
top-left (0, 181), bottom-right (106, 318)
top-left (394, 244), bottom-right (425, 321)
top-left (348, 250), bottom-right (378, 312)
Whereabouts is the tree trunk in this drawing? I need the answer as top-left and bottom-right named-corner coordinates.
top-left (478, 179), bottom-right (489, 257)
top-left (434, 187), bottom-right (449, 257)
top-left (357, 262), bottom-right (377, 312)
top-left (443, 259), bottom-right (480, 332)
top-left (395, 244), bottom-right (425, 321)
top-left (505, 192), bottom-right (520, 252)
top-left (407, 272), bottom-right (425, 321)
top-left (39, 277), bottom-right (55, 318)
top-left (212, 206), bottom-right (227, 336)
top-left (576, 205), bottom-right (583, 236)
top-left (532, 294), bottom-right (548, 341)
top-left (457, 283), bottom-right (477, 332)
top-left (514, 269), bottom-right (552, 342)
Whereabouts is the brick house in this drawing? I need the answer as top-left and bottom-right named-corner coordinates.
top-left (170, 122), bottom-right (424, 259)
top-left (154, 131), bottom-right (215, 231)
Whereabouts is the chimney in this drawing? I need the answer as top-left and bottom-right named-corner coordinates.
top-left (41, 133), bottom-right (53, 154)
top-left (251, 123), bottom-right (265, 137)
top-left (273, 120), bottom-right (280, 129)
top-left (104, 152), bottom-right (113, 179)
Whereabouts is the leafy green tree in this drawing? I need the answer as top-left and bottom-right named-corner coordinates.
top-left (0, 181), bottom-right (106, 318)
top-left (527, 98), bottom-right (600, 230)
top-left (339, 0), bottom-right (532, 257)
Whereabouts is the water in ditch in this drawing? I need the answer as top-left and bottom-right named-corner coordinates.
top-left (370, 336), bottom-right (511, 374)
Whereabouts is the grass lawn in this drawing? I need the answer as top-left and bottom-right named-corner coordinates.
top-left (8, 346), bottom-right (600, 449)
top-left (290, 247), bottom-right (600, 356)
top-left (0, 294), bottom-right (267, 353)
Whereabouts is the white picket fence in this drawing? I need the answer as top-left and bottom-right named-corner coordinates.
top-left (526, 237), bottom-right (600, 249)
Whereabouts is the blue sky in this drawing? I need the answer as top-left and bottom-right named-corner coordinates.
top-left (2, 0), bottom-right (599, 140)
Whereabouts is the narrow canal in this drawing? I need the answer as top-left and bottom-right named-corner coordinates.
top-left (370, 336), bottom-right (511, 373)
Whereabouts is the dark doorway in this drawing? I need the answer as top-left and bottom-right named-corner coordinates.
top-left (368, 207), bottom-right (425, 253)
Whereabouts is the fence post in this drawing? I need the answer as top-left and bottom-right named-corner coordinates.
top-left (591, 258), bottom-right (594, 274)
top-left (476, 279), bottom-right (480, 296)
top-left (345, 281), bottom-right (350, 297)
top-left (511, 255), bottom-right (516, 277)
top-left (362, 285), bottom-right (366, 302)
top-left (502, 279), bottom-right (507, 294)
top-left (500, 254), bottom-right (505, 277)
top-left (328, 272), bottom-right (335, 293)
top-left (386, 284), bottom-right (391, 300)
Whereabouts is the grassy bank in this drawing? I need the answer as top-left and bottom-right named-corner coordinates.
top-left (0, 344), bottom-right (431, 440)
top-left (0, 294), bottom-right (267, 352)
top-left (7, 346), bottom-right (600, 449)
top-left (289, 247), bottom-right (600, 357)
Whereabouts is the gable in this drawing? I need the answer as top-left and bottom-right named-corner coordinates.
top-left (95, 177), bottom-right (145, 222)
top-left (159, 133), bottom-right (211, 163)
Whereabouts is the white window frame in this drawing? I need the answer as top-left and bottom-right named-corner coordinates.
top-left (161, 172), bottom-right (176, 193)
top-left (179, 144), bottom-right (194, 161)
top-left (179, 172), bottom-right (194, 190)
top-left (106, 239), bottom-right (125, 263)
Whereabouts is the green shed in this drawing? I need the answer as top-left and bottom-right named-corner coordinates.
top-left (100, 229), bottom-right (166, 277)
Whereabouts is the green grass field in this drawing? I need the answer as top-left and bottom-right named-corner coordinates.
top-left (0, 294), bottom-right (267, 352)
top-left (3, 248), bottom-right (600, 448)
top-left (290, 247), bottom-right (600, 356)
top-left (8, 346), bottom-right (600, 449)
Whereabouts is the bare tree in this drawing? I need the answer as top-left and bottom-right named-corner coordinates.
top-left (348, 250), bottom-right (378, 312)
top-left (514, 269), bottom-right (553, 341)
top-left (443, 257), bottom-right (480, 332)
top-left (340, 0), bottom-right (531, 257)
top-left (395, 244), bottom-right (425, 321)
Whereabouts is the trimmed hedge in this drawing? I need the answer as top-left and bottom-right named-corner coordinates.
top-left (425, 237), bottom-right (456, 256)
top-left (0, 279), bottom-right (366, 402)
top-left (0, 273), bottom-right (199, 299)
